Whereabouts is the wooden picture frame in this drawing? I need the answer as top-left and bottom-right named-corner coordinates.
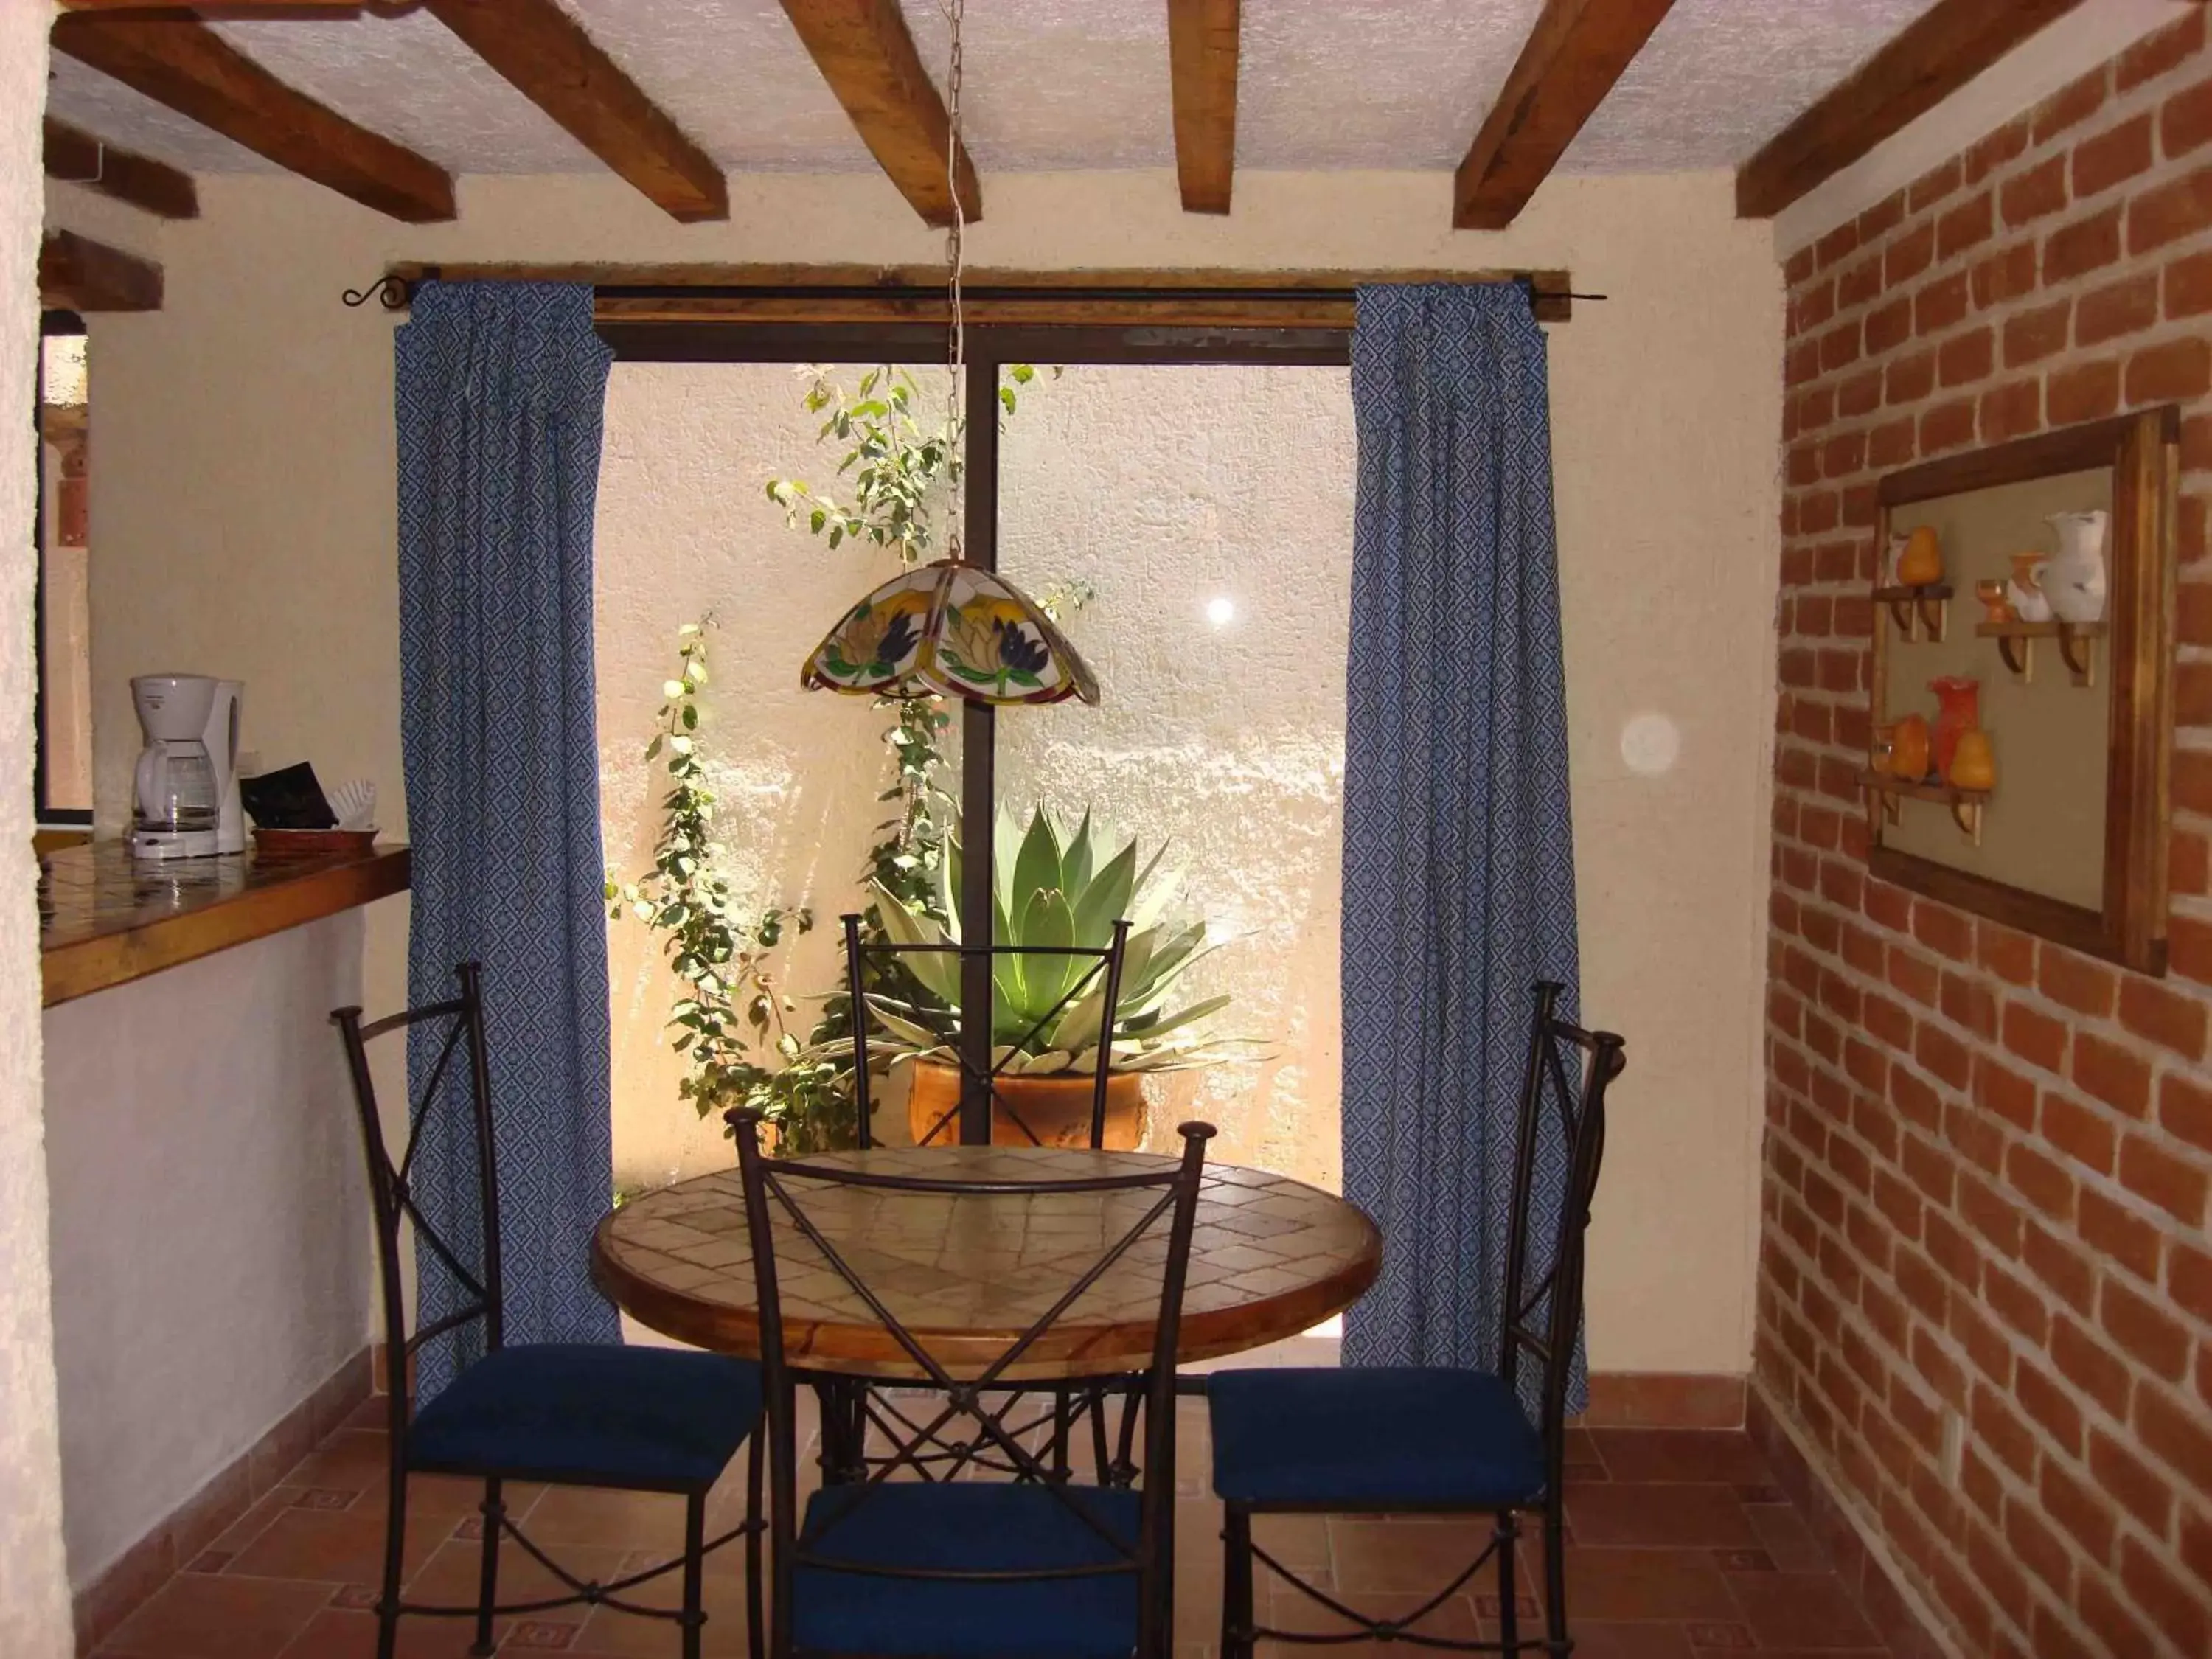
top-left (1866, 408), bottom-right (2177, 974)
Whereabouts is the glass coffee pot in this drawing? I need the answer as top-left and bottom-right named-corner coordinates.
top-left (136, 737), bottom-right (218, 835)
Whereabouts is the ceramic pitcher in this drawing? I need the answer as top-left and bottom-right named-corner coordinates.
top-left (2043, 509), bottom-right (2109, 624)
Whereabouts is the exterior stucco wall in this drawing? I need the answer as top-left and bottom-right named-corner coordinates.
top-left (1, 6), bottom-right (77, 1653)
top-left (56, 165), bottom-right (1779, 1377)
top-left (597, 361), bottom-right (1353, 1192)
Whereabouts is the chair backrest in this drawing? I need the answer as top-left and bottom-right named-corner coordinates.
top-left (1496, 981), bottom-right (1625, 1476)
top-left (730, 1109), bottom-right (1214, 1658)
top-left (331, 961), bottom-right (504, 1425)
top-left (841, 910), bottom-right (1133, 1148)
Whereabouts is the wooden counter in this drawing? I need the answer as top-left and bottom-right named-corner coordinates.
top-left (40, 840), bottom-right (411, 1008)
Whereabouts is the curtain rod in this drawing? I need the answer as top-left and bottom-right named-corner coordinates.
top-left (343, 271), bottom-right (1607, 311)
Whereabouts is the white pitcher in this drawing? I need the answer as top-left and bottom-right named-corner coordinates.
top-left (2043, 509), bottom-right (2109, 625)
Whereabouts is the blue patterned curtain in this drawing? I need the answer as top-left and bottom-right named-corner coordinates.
top-left (1340, 284), bottom-right (1583, 1397)
top-left (397, 282), bottom-right (618, 1394)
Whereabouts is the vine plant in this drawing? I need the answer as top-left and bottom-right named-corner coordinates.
top-left (605, 623), bottom-right (850, 1152)
top-left (619, 363), bottom-right (1080, 1152)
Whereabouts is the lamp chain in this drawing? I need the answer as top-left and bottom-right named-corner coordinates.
top-left (941, 0), bottom-right (967, 560)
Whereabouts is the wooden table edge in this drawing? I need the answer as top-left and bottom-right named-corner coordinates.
top-left (590, 1188), bottom-right (1382, 1382)
top-left (41, 845), bottom-right (411, 1008)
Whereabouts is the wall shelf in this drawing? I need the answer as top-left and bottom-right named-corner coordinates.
top-left (1974, 618), bottom-right (2106, 686)
top-left (1858, 767), bottom-right (1989, 846)
top-left (1873, 584), bottom-right (1952, 643)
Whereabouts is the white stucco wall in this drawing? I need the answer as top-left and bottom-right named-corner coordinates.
top-left (56, 165), bottom-right (1778, 1375)
top-left (1, 7), bottom-right (77, 1653)
top-left (42, 914), bottom-right (377, 1589)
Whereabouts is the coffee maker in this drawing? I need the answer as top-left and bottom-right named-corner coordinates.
top-left (130, 674), bottom-right (245, 860)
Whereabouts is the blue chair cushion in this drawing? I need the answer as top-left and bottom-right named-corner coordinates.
top-left (408, 1343), bottom-right (761, 1490)
top-left (1208, 1367), bottom-right (1547, 1508)
top-left (791, 1481), bottom-right (1143, 1659)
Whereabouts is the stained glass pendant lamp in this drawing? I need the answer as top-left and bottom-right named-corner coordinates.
top-left (796, 0), bottom-right (1099, 710)
top-left (801, 560), bottom-right (1100, 705)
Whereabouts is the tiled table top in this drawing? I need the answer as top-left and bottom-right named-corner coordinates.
top-left (593, 1148), bottom-right (1383, 1380)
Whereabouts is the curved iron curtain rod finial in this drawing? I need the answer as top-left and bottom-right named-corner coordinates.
top-left (341, 270), bottom-right (433, 310)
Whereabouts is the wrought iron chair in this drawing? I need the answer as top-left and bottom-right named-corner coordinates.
top-left (841, 910), bottom-right (1140, 1484)
top-left (332, 962), bottom-right (765, 1659)
top-left (729, 1106), bottom-right (1214, 1659)
top-left (1206, 981), bottom-right (1625, 1658)
top-left (841, 909), bottom-right (1132, 1150)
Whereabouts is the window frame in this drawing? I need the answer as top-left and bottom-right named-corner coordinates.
top-left (35, 308), bottom-right (94, 830)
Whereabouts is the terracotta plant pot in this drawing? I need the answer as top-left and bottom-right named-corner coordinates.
top-left (905, 1057), bottom-right (1146, 1150)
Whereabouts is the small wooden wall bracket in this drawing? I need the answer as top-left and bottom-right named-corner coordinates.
top-left (1858, 767), bottom-right (1986, 846)
top-left (1875, 584), bottom-right (1951, 643)
top-left (1974, 619), bottom-right (2104, 688)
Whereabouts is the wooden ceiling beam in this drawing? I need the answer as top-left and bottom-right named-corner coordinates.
top-left (1454, 0), bottom-right (1675, 230)
top-left (420, 0), bottom-right (726, 222)
top-left (1167, 0), bottom-right (1240, 215)
top-left (44, 118), bottom-right (199, 218)
top-left (777, 0), bottom-right (981, 227)
top-left (1736, 0), bottom-right (2091, 218)
top-left (51, 13), bottom-right (456, 223)
top-left (40, 230), bottom-right (163, 312)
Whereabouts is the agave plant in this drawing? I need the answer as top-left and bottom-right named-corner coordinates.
top-left (865, 804), bottom-right (1256, 1076)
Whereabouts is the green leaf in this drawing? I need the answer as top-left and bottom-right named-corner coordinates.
top-left (1009, 807), bottom-right (1064, 922)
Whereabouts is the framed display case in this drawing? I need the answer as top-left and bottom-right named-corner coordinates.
top-left (1863, 408), bottom-right (2177, 973)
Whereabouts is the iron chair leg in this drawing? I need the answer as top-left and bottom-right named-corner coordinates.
top-left (1221, 1503), bottom-right (1254, 1659)
top-left (471, 1476), bottom-right (504, 1655)
top-left (681, 1489), bottom-right (707, 1659)
top-left (1494, 1511), bottom-right (1520, 1655)
top-left (375, 1465), bottom-right (407, 1659)
top-left (745, 1430), bottom-right (765, 1659)
top-left (1543, 1503), bottom-right (1570, 1655)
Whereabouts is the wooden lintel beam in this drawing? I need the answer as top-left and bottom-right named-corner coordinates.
top-left (1736, 0), bottom-right (2090, 218)
top-left (44, 118), bottom-right (199, 218)
top-left (1166, 0), bottom-right (1239, 215)
top-left (40, 230), bottom-right (163, 312)
top-left (52, 13), bottom-right (456, 223)
top-left (778, 0), bottom-right (981, 227)
top-left (1454, 0), bottom-right (1675, 231)
top-left (421, 0), bottom-right (726, 222)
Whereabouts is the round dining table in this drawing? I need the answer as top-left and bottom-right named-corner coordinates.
top-left (590, 1145), bottom-right (1382, 1383)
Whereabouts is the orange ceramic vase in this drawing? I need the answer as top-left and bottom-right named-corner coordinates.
top-left (1897, 526), bottom-right (1944, 588)
top-left (1930, 677), bottom-right (1981, 781)
top-left (1950, 728), bottom-right (1997, 791)
top-left (1891, 714), bottom-right (1932, 781)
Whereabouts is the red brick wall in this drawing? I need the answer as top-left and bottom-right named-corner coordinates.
top-left (1761, 13), bottom-right (2212, 1657)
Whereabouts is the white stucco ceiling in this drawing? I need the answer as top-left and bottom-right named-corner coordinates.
top-left (44, 0), bottom-right (1949, 180)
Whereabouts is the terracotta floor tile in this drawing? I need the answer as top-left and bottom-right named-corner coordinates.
top-left (1724, 1570), bottom-right (1882, 1649)
top-left (406, 1537), bottom-right (633, 1626)
top-left (1566, 1484), bottom-right (1760, 1549)
top-left (1555, 1548), bottom-right (1742, 1623)
top-left (1251, 1511), bottom-right (1332, 1571)
top-left (1743, 1500), bottom-right (1832, 1573)
top-left (204, 1487), bottom-right (307, 1558)
top-left (271, 1606), bottom-right (493, 1658)
top-left (224, 1507), bottom-right (442, 1588)
top-left (1559, 1621), bottom-right (1699, 1658)
top-left (1259, 1586), bottom-right (1484, 1656)
top-left (107, 1392), bottom-right (1898, 1659)
top-left (1330, 1516), bottom-right (1518, 1593)
top-left (98, 1573), bottom-right (334, 1659)
top-left (518, 1486), bottom-right (696, 1553)
top-left (1587, 1430), bottom-right (1773, 1486)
